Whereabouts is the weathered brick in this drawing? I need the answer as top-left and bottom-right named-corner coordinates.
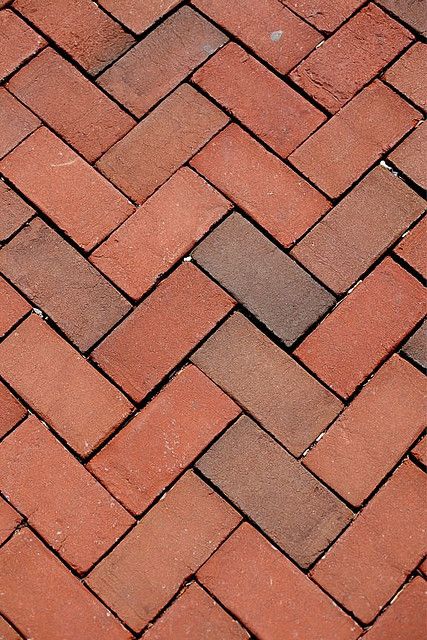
top-left (0, 128), bottom-right (134, 251)
top-left (289, 81), bottom-right (422, 198)
top-left (0, 497), bottom-right (22, 545)
top-left (389, 122), bottom-right (426, 191)
top-left (296, 258), bottom-right (426, 398)
top-left (90, 167), bottom-right (231, 300)
top-left (98, 0), bottom-right (180, 34)
top-left (8, 48), bottom-right (135, 162)
top-left (96, 84), bottom-right (228, 203)
top-left (281, 0), bottom-right (363, 32)
top-left (193, 43), bottom-right (325, 157)
top-left (0, 180), bottom-right (34, 241)
top-left (0, 275), bottom-right (30, 337)
top-left (198, 523), bottom-right (361, 640)
top-left (377, 0), bottom-right (426, 36)
top-left (384, 43), bottom-right (427, 110)
top-left (291, 166), bottom-right (425, 293)
top-left (87, 472), bottom-right (240, 632)
top-left (193, 213), bottom-right (335, 344)
top-left (305, 355), bottom-right (426, 506)
top-left (0, 615), bottom-right (21, 640)
top-left (0, 218), bottom-right (131, 351)
top-left (0, 381), bottom-right (26, 439)
top-left (0, 315), bottom-right (133, 456)
top-left (88, 365), bottom-right (240, 514)
top-left (14, 0), bottom-right (135, 75)
top-left (402, 320), bottom-right (426, 370)
top-left (191, 313), bottom-right (343, 455)
top-left (311, 461), bottom-right (427, 623)
top-left (0, 529), bottom-right (131, 639)
top-left (191, 124), bottom-right (330, 247)
top-left (92, 263), bottom-right (234, 402)
top-left (0, 416), bottom-right (134, 572)
top-left (0, 9), bottom-right (45, 81)
top-left (0, 88), bottom-right (39, 159)
top-left (394, 215), bottom-right (426, 279)
top-left (412, 435), bottom-right (427, 467)
top-left (98, 7), bottom-right (227, 117)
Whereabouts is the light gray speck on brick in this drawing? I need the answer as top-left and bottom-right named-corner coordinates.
top-left (270, 30), bottom-right (283, 42)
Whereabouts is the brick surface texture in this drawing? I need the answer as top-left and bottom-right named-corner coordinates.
top-left (0, 2), bottom-right (425, 638)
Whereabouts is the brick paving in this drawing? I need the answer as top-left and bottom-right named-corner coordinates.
top-left (0, 1), bottom-right (425, 638)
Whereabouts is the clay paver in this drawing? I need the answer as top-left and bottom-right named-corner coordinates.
top-left (281, 0), bottom-right (364, 32)
top-left (0, 615), bottom-right (21, 640)
top-left (0, 88), bottom-right (40, 160)
top-left (401, 320), bottom-right (427, 370)
top-left (384, 43), bottom-right (427, 110)
top-left (0, 497), bottom-right (22, 545)
top-left (0, 381), bottom-right (26, 439)
top-left (0, 275), bottom-right (31, 337)
top-left (0, 10), bottom-right (46, 82)
top-left (0, 180), bottom-right (35, 241)
top-left (98, 0), bottom-right (181, 35)
top-left (393, 214), bottom-right (427, 279)
top-left (412, 435), bottom-right (427, 468)
top-left (377, 0), bottom-right (427, 36)
top-left (389, 122), bottom-right (427, 191)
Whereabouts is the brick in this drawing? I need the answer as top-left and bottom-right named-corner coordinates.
top-left (88, 365), bottom-right (240, 514)
top-left (0, 88), bottom-right (40, 160)
top-left (290, 4), bottom-right (413, 113)
top-left (142, 582), bottom-right (249, 640)
top-left (98, 0), bottom-right (180, 34)
top-left (0, 315), bottom-right (133, 456)
top-left (0, 497), bottom-right (22, 545)
top-left (0, 529), bottom-right (131, 640)
top-left (281, 0), bottom-right (364, 32)
top-left (0, 416), bottom-right (134, 572)
top-left (191, 313), bottom-right (343, 455)
top-left (192, 0), bottom-right (322, 74)
top-left (384, 43), bottom-right (427, 110)
top-left (193, 43), bottom-right (325, 157)
top-left (394, 215), bottom-right (427, 279)
top-left (0, 616), bottom-right (21, 640)
top-left (90, 167), bottom-right (231, 300)
top-left (0, 276), bottom-right (30, 337)
top-left (291, 166), bottom-right (425, 293)
top-left (193, 213), bottom-right (335, 344)
top-left (198, 415), bottom-right (351, 567)
top-left (93, 263), bottom-right (234, 401)
top-left (87, 472), bottom-right (240, 632)
top-left (14, 0), bottom-right (135, 75)
top-left (0, 180), bottom-right (34, 241)
top-left (0, 128), bottom-right (134, 251)
top-left (98, 7), bottom-right (227, 118)
top-left (8, 48), bottom-right (135, 163)
top-left (0, 381), bottom-right (26, 439)
top-left (304, 355), bottom-right (426, 506)
top-left (412, 435), bottom-right (427, 467)
top-left (289, 81), bottom-right (422, 199)
top-left (191, 124), bottom-right (330, 247)
top-left (402, 320), bottom-right (427, 370)
top-left (198, 523), bottom-right (361, 640)
top-left (389, 122), bottom-right (427, 191)
top-left (377, 0), bottom-right (426, 37)
top-left (0, 10), bottom-right (45, 81)
top-left (96, 84), bottom-right (228, 203)
top-left (295, 258), bottom-right (426, 398)
top-left (311, 461), bottom-right (427, 623)
top-left (0, 218), bottom-right (131, 351)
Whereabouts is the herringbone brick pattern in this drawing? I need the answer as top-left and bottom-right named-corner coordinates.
top-left (0, 1), bottom-right (425, 638)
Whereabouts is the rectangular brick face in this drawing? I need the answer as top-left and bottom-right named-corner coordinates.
top-left (394, 214), bottom-right (427, 280)
top-left (0, 88), bottom-right (40, 160)
top-left (0, 275), bottom-right (31, 337)
top-left (191, 313), bottom-right (343, 455)
top-left (0, 498), bottom-right (22, 545)
top-left (0, 382), bottom-right (26, 439)
top-left (282, 0), bottom-right (364, 32)
top-left (0, 416), bottom-right (134, 573)
top-left (98, 0), bottom-right (180, 34)
top-left (197, 416), bottom-right (352, 567)
top-left (0, 181), bottom-right (35, 242)
top-left (0, 315), bottom-right (133, 456)
top-left (295, 258), bottom-right (426, 398)
top-left (0, 128), bottom-right (134, 251)
top-left (86, 472), bottom-right (241, 632)
top-left (0, 10), bottom-right (45, 82)
top-left (389, 122), bottom-right (427, 191)
top-left (384, 43), bottom-right (427, 110)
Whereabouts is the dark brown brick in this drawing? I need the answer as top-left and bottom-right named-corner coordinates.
top-left (377, 0), bottom-right (426, 36)
top-left (401, 320), bottom-right (426, 370)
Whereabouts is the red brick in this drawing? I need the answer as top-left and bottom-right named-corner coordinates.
top-left (0, 529), bottom-right (131, 639)
top-left (198, 523), bottom-right (361, 640)
top-left (96, 84), bottom-right (228, 203)
top-left (412, 436), bottom-right (427, 467)
top-left (291, 166), bottom-right (425, 293)
top-left (290, 4), bottom-right (412, 113)
top-left (384, 43), bottom-right (427, 110)
top-left (98, 0), bottom-right (180, 34)
top-left (295, 258), bottom-right (426, 398)
top-left (0, 275), bottom-right (30, 337)
top-left (0, 497), bottom-right (22, 544)
top-left (0, 381), bottom-right (26, 439)
top-left (90, 167), bottom-right (231, 300)
top-left (0, 315), bottom-right (133, 456)
top-left (14, 0), bottom-right (135, 75)
top-left (389, 122), bottom-right (426, 191)
top-left (8, 48), bottom-right (135, 163)
top-left (0, 88), bottom-right (39, 159)
top-left (192, 0), bottom-right (322, 74)
top-left (377, 0), bottom-right (426, 37)
top-left (87, 472), bottom-right (241, 632)
top-left (193, 43), bottom-right (325, 157)
top-left (88, 364), bottom-right (239, 514)
top-left (0, 218), bottom-right (131, 351)
top-left (304, 355), bottom-right (426, 506)
top-left (191, 313), bottom-right (343, 456)
top-left (0, 180), bottom-right (34, 241)
top-left (0, 10), bottom-right (45, 81)
top-left (98, 7), bottom-right (227, 118)
top-left (281, 0), bottom-right (363, 32)
top-left (0, 128), bottom-right (134, 251)
top-left (311, 461), bottom-right (427, 623)
top-left (402, 321), bottom-right (426, 370)
top-left (92, 263), bottom-right (234, 401)
top-left (0, 416), bottom-right (134, 572)
top-left (0, 616), bottom-right (21, 640)
top-left (394, 215), bottom-right (427, 279)
top-left (289, 81), bottom-right (422, 198)
top-left (191, 124), bottom-right (330, 247)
